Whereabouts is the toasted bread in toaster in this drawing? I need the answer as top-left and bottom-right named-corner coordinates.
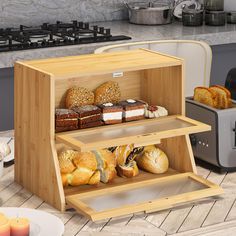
top-left (193, 87), bottom-right (217, 108)
top-left (209, 85), bottom-right (232, 109)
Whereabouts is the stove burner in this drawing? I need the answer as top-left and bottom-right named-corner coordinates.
top-left (0, 20), bottom-right (131, 52)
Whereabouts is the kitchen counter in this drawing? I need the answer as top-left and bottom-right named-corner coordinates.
top-left (1, 21), bottom-right (236, 68)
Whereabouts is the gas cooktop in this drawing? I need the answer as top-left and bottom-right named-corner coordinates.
top-left (0, 21), bottom-right (131, 52)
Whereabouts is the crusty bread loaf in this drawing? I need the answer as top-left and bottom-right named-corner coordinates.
top-left (136, 145), bottom-right (169, 174)
top-left (94, 81), bottom-right (121, 105)
top-left (193, 87), bottom-right (217, 108)
top-left (209, 85), bottom-right (232, 109)
top-left (66, 87), bottom-right (94, 109)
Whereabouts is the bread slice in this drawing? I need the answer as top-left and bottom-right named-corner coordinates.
top-left (209, 85), bottom-right (232, 109)
top-left (193, 87), bottom-right (217, 108)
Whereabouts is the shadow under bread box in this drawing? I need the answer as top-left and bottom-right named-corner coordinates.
top-left (186, 98), bottom-right (236, 171)
top-left (14, 49), bottom-right (223, 221)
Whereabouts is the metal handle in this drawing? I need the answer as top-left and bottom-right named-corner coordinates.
top-left (233, 121), bottom-right (236, 147)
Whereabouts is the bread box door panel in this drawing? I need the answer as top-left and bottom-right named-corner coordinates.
top-left (56, 116), bottom-right (211, 152)
top-left (66, 173), bottom-right (223, 221)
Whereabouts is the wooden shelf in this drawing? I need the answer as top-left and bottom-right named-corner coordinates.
top-left (14, 48), bottom-right (223, 221)
top-left (56, 115), bottom-right (211, 152)
top-left (64, 168), bottom-right (179, 196)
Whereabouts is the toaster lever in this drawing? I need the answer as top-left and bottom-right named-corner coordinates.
top-left (233, 122), bottom-right (236, 147)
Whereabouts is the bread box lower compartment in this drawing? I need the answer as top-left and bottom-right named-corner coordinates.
top-left (66, 172), bottom-right (222, 221)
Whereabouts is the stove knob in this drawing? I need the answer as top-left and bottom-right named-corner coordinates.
top-left (105, 29), bottom-right (111, 36)
top-left (99, 27), bottom-right (104, 34)
top-left (93, 25), bottom-right (98, 31)
top-left (30, 42), bottom-right (38, 47)
top-left (84, 23), bottom-right (89, 29)
top-left (79, 22), bottom-right (83, 28)
top-left (42, 23), bottom-right (49, 29)
top-left (190, 134), bottom-right (197, 146)
top-left (72, 20), bottom-right (78, 27)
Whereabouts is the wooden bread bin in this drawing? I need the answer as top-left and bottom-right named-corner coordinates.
top-left (14, 49), bottom-right (223, 221)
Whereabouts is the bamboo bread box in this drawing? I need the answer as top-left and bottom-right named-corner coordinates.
top-left (14, 49), bottom-right (223, 221)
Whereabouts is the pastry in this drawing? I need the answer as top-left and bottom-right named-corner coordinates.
top-left (92, 149), bottom-right (117, 183)
top-left (94, 81), bottom-right (121, 105)
top-left (72, 105), bottom-right (102, 129)
top-left (55, 109), bottom-right (78, 132)
top-left (59, 150), bottom-right (100, 187)
top-left (116, 161), bottom-right (139, 178)
top-left (118, 99), bottom-right (145, 122)
top-left (98, 103), bottom-right (123, 124)
top-left (145, 105), bottom-right (168, 119)
top-left (114, 144), bottom-right (134, 166)
top-left (66, 87), bottom-right (94, 109)
top-left (136, 145), bottom-right (169, 174)
top-left (114, 145), bottom-right (143, 178)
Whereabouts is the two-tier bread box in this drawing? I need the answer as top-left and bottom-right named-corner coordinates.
top-left (14, 49), bottom-right (223, 221)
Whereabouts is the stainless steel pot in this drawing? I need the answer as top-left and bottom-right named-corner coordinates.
top-left (124, 1), bottom-right (173, 25)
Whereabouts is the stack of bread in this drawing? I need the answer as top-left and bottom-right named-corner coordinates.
top-left (58, 144), bottom-right (169, 187)
top-left (194, 85), bottom-right (232, 109)
top-left (56, 81), bottom-right (169, 132)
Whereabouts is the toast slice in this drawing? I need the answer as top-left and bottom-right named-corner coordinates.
top-left (193, 87), bottom-right (217, 108)
top-left (209, 85), bottom-right (232, 109)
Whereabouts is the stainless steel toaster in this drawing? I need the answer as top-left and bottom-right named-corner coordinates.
top-left (186, 98), bottom-right (236, 171)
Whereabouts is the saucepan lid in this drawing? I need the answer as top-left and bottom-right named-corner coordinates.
top-left (124, 1), bottom-right (172, 10)
top-left (173, 0), bottom-right (202, 18)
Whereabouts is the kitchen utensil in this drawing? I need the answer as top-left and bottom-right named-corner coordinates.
top-left (227, 11), bottom-right (236, 24)
top-left (186, 98), bottom-right (236, 171)
top-left (0, 208), bottom-right (64, 236)
top-left (124, 1), bottom-right (173, 25)
top-left (182, 7), bottom-right (203, 26)
top-left (173, 0), bottom-right (202, 19)
top-left (205, 0), bottom-right (224, 11)
top-left (205, 11), bottom-right (226, 26)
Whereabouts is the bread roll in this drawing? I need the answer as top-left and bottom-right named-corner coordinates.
top-left (94, 81), bottom-right (121, 105)
top-left (88, 170), bottom-right (100, 185)
top-left (66, 87), bottom-right (94, 109)
top-left (136, 145), bottom-right (169, 174)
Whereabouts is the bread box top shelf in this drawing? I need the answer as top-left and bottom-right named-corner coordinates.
top-left (16, 49), bottom-right (183, 79)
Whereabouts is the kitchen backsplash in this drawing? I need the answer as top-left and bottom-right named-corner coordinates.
top-left (0, 0), bottom-right (133, 28)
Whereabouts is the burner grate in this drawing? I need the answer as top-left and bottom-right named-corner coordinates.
top-left (0, 21), bottom-right (131, 52)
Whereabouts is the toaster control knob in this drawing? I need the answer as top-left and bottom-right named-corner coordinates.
top-left (190, 134), bottom-right (197, 146)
